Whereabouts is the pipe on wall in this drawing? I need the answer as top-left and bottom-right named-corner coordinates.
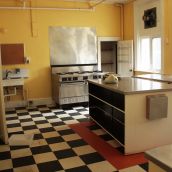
top-left (0, 0), bottom-right (95, 11)
top-left (0, 6), bottom-right (95, 11)
top-left (115, 3), bottom-right (124, 40)
top-left (0, 0), bottom-right (109, 11)
top-left (89, 0), bottom-right (107, 8)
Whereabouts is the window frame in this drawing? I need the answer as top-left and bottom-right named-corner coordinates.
top-left (134, 0), bottom-right (164, 74)
top-left (137, 36), bottom-right (162, 73)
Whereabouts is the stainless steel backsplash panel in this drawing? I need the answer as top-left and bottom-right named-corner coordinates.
top-left (49, 27), bottom-right (97, 66)
top-left (51, 66), bottom-right (98, 74)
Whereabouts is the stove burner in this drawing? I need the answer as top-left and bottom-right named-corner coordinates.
top-left (56, 72), bottom-right (66, 75)
top-left (78, 71), bottom-right (85, 74)
top-left (57, 71), bottom-right (103, 75)
top-left (65, 72), bottom-right (75, 74)
top-left (78, 71), bottom-right (93, 74)
top-left (93, 70), bottom-right (103, 73)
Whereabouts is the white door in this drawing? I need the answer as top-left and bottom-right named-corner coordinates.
top-left (0, 50), bottom-right (8, 143)
top-left (117, 40), bottom-right (133, 77)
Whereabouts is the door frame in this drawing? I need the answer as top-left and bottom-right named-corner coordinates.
top-left (97, 37), bottom-right (120, 71)
top-left (0, 47), bottom-right (8, 144)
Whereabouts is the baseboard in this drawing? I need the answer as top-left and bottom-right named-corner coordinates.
top-left (0, 132), bottom-right (8, 144)
top-left (60, 102), bottom-right (89, 109)
top-left (28, 98), bottom-right (54, 107)
top-left (0, 137), bottom-right (5, 144)
top-left (5, 100), bottom-right (27, 109)
top-left (5, 97), bottom-right (54, 109)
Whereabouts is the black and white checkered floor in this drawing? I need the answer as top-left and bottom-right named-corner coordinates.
top-left (0, 105), bottom-right (148, 172)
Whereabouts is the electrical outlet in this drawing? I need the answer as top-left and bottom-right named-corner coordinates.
top-left (24, 57), bottom-right (30, 64)
top-left (28, 100), bottom-right (33, 106)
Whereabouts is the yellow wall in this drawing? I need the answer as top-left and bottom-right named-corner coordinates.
top-left (164, 0), bottom-right (172, 74)
top-left (123, 1), bottom-right (172, 75)
top-left (123, 2), bottom-right (134, 40)
top-left (0, 0), bottom-right (121, 99)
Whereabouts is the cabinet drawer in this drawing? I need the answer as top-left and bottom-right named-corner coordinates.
top-left (89, 83), bottom-right (125, 111)
top-left (89, 94), bottom-right (112, 114)
top-left (113, 108), bottom-right (125, 123)
top-left (111, 118), bottom-right (124, 144)
top-left (89, 95), bottom-right (112, 132)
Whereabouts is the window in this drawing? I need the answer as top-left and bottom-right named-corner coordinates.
top-left (134, 0), bottom-right (163, 73)
top-left (152, 37), bottom-right (161, 71)
top-left (137, 37), bottom-right (161, 72)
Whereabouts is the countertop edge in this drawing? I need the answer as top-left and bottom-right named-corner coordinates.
top-left (88, 79), bottom-right (172, 95)
top-left (145, 152), bottom-right (172, 172)
top-left (88, 79), bottom-right (125, 94)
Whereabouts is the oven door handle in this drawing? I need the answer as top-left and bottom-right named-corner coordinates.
top-left (60, 81), bottom-right (86, 86)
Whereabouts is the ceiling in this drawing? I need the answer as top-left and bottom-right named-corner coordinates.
top-left (64, 0), bottom-right (131, 4)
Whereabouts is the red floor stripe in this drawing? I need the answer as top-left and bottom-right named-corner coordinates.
top-left (70, 122), bottom-right (147, 170)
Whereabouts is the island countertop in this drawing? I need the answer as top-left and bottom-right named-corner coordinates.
top-left (88, 77), bottom-right (172, 95)
top-left (145, 144), bottom-right (172, 171)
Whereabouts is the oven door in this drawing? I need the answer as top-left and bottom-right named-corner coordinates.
top-left (59, 81), bottom-right (88, 104)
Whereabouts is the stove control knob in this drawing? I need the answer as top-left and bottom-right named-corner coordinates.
top-left (62, 78), bottom-right (67, 82)
top-left (93, 75), bottom-right (98, 79)
top-left (73, 77), bottom-right (78, 81)
top-left (68, 77), bottom-right (72, 81)
top-left (83, 76), bottom-right (88, 80)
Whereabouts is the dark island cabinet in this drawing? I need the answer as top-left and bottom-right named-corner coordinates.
top-left (89, 83), bottom-right (125, 111)
top-left (89, 95), bottom-right (112, 133)
top-left (89, 82), bottom-right (125, 145)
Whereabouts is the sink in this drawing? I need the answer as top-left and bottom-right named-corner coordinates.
top-left (2, 78), bottom-right (24, 87)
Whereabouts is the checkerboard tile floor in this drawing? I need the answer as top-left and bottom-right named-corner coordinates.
top-left (0, 105), bottom-right (148, 172)
top-left (87, 124), bottom-right (121, 149)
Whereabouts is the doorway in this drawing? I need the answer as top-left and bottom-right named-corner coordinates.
top-left (97, 37), bottom-right (120, 73)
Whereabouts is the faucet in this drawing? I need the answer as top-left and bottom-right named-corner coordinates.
top-left (6, 70), bottom-right (12, 79)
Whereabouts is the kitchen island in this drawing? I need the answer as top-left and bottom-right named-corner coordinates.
top-left (88, 77), bottom-right (172, 154)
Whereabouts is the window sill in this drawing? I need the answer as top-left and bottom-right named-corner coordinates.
top-left (134, 70), bottom-right (161, 75)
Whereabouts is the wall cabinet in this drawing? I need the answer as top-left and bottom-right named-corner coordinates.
top-left (1, 44), bottom-right (25, 65)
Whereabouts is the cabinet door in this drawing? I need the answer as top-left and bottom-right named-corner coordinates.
top-left (1, 44), bottom-right (25, 65)
top-left (117, 40), bottom-right (133, 77)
